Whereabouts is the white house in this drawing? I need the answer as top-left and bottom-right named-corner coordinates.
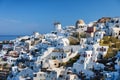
top-left (45, 33), bottom-right (57, 42)
top-left (33, 70), bottom-right (57, 80)
top-left (2, 44), bottom-right (13, 50)
top-left (33, 72), bottom-right (46, 80)
top-left (50, 51), bottom-right (66, 60)
top-left (65, 73), bottom-right (79, 80)
top-left (94, 31), bottom-right (105, 42)
top-left (96, 23), bottom-right (105, 30)
top-left (96, 46), bottom-right (109, 57)
top-left (73, 50), bottom-right (94, 77)
top-left (80, 38), bottom-right (87, 45)
top-left (18, 67), bottom-right (34, 78)
top-left (8, 67), bottom-right (34, 80)
top-left (111, 27), bottom-right (120, 39)
top-left (33, 32), bottom-right (40, 39)
top-left (104, 72), bottom-right (119, 80)
top-left (49, 60), bottom-right (61, 68)
top-left (7, 57), bottom-right (17, 65)
top-left (11, 66), bottom-right (18, 76)
top-left (56, 38), bottom-right (69, 48)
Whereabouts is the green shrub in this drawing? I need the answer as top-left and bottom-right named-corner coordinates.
top-left (68, 36), bottom-right (80, 45)
top-left (100, 36), bottom-right (120, 59)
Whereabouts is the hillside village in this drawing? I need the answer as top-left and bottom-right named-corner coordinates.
top-left (0, 17), bottom-right (120, 80)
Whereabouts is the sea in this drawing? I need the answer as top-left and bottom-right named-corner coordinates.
top-left (0, 35), bottom-right (25, 41)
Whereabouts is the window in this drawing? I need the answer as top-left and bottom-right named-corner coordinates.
top-left (92, 48), bottom-right (93, 50)
top-left (44, 74), bottom-right (46, 77)
top-left (119, 31), bottom-right (120, 35)
top-left (104, 48), bottom-right (106, 51)
top-left (111, 20), bottom-right (114, 23)
top-left (104, 34), bottom-right (106, 36)
top-left (116, 25), bottom-right (119, 28)
top-left (97, 48), bottom-right (99, 51)
top-left (88, 54), bottom-right (90, 57)
top-left (59, 56), bottom-right (61, 58)
top-left (116, 20), bottom-right (119, 23)
top-left (96, 34), bottom-right (98, 37)
top-left (74, 76), bottom-right (77, 79)
top-left (82, 39), bottom-right (83, 42)
top-left (40, 74), bottom-right (42, 76)
top-left (91, 54), bottom-right (93, 56)
top-left (80, 60), bottom-right (84, 64)
top-left (34, 74), bottom-right (37, 77)
top-left (83, 54), bottom-right (87, 57)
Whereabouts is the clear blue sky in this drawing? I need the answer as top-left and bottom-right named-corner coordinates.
top-left (0, 0), bottom-right (120, 35)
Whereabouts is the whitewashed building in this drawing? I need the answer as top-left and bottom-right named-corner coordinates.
top-left (94, 31), bottom-right (105, 42)
top-left (111, 27), bottom-right (120, 39)
top-left (33, 70), bottom-right (57, 80)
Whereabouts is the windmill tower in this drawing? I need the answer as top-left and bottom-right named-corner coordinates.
top-left (54, 22), bottom-right (62, 32)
